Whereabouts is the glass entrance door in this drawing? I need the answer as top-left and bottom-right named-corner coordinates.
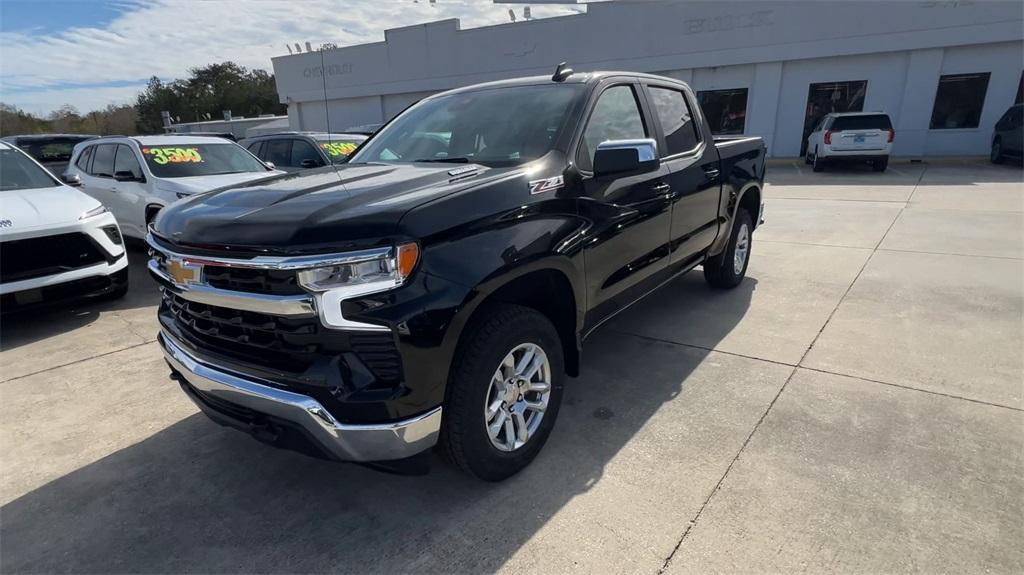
top-left (801, 80), bottom-right (867, 155)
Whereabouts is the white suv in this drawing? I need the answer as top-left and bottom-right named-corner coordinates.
top-left (0, 142), bottom-right (129, 309)
top-left (64, 136), bottom-right (282, 239)
top-left (805, 112), bottom-right (894, 172)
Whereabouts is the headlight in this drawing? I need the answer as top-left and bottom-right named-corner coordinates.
top-left (79, 205), bottom-right (108, 220)
top-left (297, 243), bottom-right (419, 292)
top-left (297, 243), bottom-right (420, 331)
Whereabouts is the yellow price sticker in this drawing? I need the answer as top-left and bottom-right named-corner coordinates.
top-left (320, 142), bottom-right (358, 157)
top-left (142, 147), bottom-right (203, 165)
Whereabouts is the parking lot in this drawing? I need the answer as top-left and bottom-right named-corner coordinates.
top-left (1, 160), bottom-right (1021, 573)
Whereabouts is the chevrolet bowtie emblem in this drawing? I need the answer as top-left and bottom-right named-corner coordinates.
top-left (166, 258), bottom-right (202, 285)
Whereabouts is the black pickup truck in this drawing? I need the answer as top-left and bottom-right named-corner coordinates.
top-left (148, 68), bottom-right (766, 481)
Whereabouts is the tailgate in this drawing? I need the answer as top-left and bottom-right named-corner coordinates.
top-left (831, 129), bottom-right (887, 151)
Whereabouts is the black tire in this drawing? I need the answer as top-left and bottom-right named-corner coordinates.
top-left (811, 148), bottom-right (824, 172)
top-left (704, 208), bottom-right (753, 289)
top-left (804, 151), bottom-right (813, 165)
top-left (439, 304), bottom-right (564, 481)
top-left (991, 138), bottom-right (1004, 164)
top-left (872, 157), bottom-right (888, 172)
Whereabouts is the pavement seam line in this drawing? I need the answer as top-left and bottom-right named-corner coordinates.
top-left (608, 329), bottom-right (1023, 413)
top-left (796, 366), bottom-right (1024, 412)
top-left (758, 239), bottom-right (1023, 261)
top-left (658, 172), bottom-right (921, 572)
top-left (605, 328), bottom-right (798, 368)
top-left (0, 340), bottom-right (156, 384)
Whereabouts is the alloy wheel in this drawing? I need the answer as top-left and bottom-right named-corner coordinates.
top-left (484, 343), bottom-right (551, 452)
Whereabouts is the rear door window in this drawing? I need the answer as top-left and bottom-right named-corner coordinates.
top-left (76, 145), bottom-right (94, 170)
top-left (646, 86), bottom-right (700, 155)
top-left (831, 115), bottom-right (892, 131)
top-left (91, 144), bottom-right (116, 177)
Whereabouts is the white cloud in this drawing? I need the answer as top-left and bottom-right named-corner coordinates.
top-left (0, 0), bottom-right (583, 114)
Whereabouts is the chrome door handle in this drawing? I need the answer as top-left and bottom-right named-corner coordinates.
top-left (703, 168), bottom-right (720, 180)
top-left (652, 183), bottom-right (671, 194)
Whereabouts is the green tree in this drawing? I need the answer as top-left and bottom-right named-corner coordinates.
top-left (134, 62), bottom-right (285, 133)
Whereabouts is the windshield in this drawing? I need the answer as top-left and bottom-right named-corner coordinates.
top-left (314, 135), bottom-right (367, 164)
top-left (140, 143), bottom-right (269, 178)
top-left (18, 137), bottom-right (93, 163)
top-left (350, 84), bottom-right (583, 167)
top-left (0, 148), bottom-right (60, 191)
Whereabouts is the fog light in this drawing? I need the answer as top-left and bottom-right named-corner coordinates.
top-left (101, 225), bottom-right (123, 245)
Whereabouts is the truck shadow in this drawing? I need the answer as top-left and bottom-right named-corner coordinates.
top-left (1, 272), bottom-right (756, 573)
top-left (0, 244), bottom-right (159, 352)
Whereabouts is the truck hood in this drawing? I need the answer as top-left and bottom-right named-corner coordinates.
top-left (153, 162), bottom-right (516, 254)
top-left (155, 170), bottom-right (283, 196)
top-left (0, 185), bottom-right (103, 234)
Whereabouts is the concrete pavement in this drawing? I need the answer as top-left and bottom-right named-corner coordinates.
top-left (1, 160), bottom-right (1021, 573)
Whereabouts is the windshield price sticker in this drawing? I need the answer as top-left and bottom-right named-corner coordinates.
top-left (320, 142), bottom-right (358, 157)
top-left (142, 147), bottom-right (203, 164)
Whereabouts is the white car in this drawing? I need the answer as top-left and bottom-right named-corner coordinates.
top-left (805, 112), bottom-right (894, 172)
top-left (63, 136), bottom-right (282, 239)
top-left (0, 141), bottom-right (129, 309)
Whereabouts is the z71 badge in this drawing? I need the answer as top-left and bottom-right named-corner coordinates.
top-left (528, 175), bottom-right (564, 195)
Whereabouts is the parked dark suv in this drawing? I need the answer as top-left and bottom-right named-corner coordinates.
top-left (991, 103), bottom-right (1023, 164)
top-left (2, 134), bottom-right (98, 176)
top-left (240, 132), bottom-right (367, 172)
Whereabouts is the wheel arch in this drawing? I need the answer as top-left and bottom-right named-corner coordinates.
top-left (445, 260), bottom-right (583, 379)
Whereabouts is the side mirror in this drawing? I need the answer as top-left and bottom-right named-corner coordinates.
top-left (63, 173), bottom-right (82, 187)
top-left (113, 170), bottom-right (141, 182)
top-left (593, 139), bottom-right (659, 177)
top-left (300, 158), bottom-right (321, 168)
top-left (264, 162), bottom-right (276, 170)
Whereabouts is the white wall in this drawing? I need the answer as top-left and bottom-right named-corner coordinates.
top-left (925, 42), bottom-right (1023, 156)
top-left (773, 52), bottom-right (909, 157)
top-left (273, 1), bottom-right (1023, 157)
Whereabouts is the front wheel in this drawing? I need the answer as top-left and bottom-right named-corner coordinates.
top-left (991, 138), bottom-right (1004, 164)
top-left (439, 304), bottom-right (564, 481)
top-left (704, 209), bottom-right (753, 289)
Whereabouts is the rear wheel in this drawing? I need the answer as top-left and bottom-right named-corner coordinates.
top-left (872, 157), bottom-right (888, 172)
top-left (439, 304), bottom-right (564, 481)
top-left (991, 138), bottom-right (1004, 164)
top-left (812, 148), bottom-right (824, 172)
top-left (704, 209), bottom-right (753, 289)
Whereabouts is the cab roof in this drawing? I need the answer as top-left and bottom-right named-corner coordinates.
top-left (439, 71), bottom-right (687, 97)
top-left (129, 135), bottom-right (239, 146)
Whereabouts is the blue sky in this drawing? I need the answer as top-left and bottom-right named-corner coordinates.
top-left (0, 0), bottom-right (583, 116)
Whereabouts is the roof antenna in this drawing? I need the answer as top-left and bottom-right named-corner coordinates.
top-left (552, 62), bottom-right (573, 82)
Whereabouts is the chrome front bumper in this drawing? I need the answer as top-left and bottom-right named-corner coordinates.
top-left (160, 331), bottom-right (442, 462)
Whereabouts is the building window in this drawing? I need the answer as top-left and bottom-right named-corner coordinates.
top-left (801, 80), bottom-right (867, 155)
top-left (930, 73), bottom-right (990, 129)
top-left (697, 88), bottom-right (748, 135)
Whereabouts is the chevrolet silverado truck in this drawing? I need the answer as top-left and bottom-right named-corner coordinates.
top-left (148, 67), bottom-right (766, 481)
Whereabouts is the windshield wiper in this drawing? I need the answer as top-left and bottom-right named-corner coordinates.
top-left (413, 157), bottom-right (470, 163)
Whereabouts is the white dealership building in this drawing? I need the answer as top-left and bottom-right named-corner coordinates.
top-left (271, 1), bottom-right (1023, 158)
